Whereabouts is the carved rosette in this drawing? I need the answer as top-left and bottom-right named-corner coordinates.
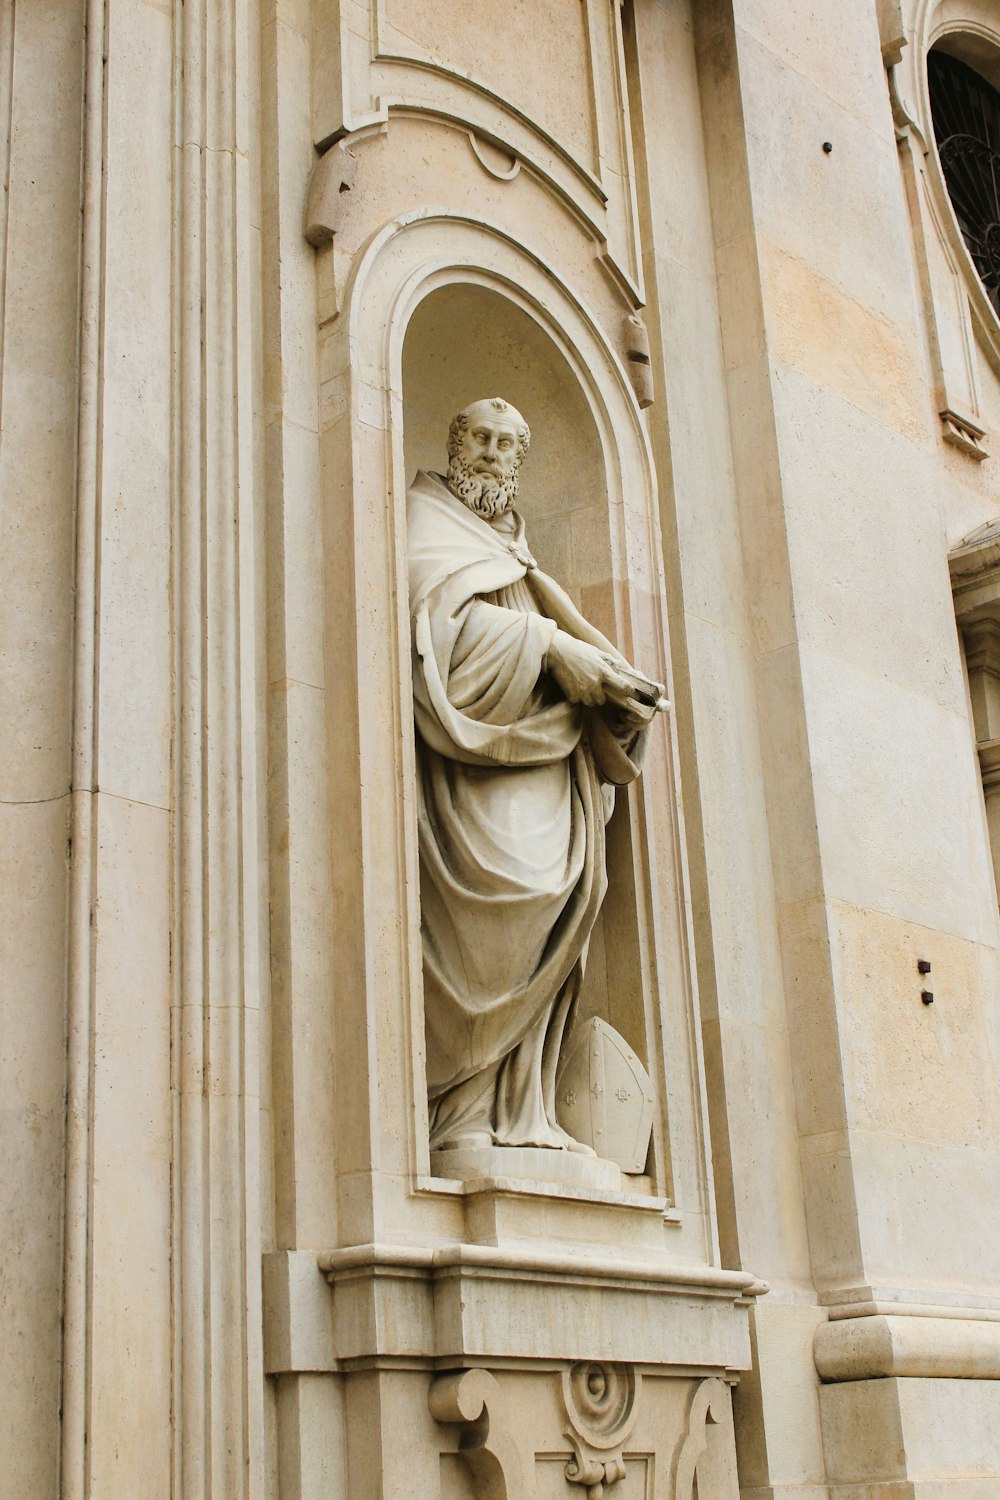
top-left (561, 1362), bottom-right (640, 1497)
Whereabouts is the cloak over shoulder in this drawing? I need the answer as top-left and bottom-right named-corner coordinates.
top-left (407, 471), bottom-right (647, 1148)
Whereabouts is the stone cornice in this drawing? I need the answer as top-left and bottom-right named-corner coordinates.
top-left (317, 1240), bottom-right (767, 1296)
top-left (262, 1246), bottom-right (765, 1376)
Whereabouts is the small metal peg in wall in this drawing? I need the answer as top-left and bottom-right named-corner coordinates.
top-left (921, 990), bottom-right (934, 1005)
top-left (917, 959), bottom-right (931, 974)
top-left (822, 141), bottom-right (833, 154)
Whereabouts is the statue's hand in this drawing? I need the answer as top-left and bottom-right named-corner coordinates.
top-left (546, 630), bottom-right (635, 708)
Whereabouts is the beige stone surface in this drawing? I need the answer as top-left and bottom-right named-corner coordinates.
top-left (5, 0), bottom-right (1000, 1496)
top-left (816, 1313), bottom-right (1000, 1381)
top-left (773, 367), bottom-right (965, 714)
top-left (383, 0), bottom-right (598, 166)
top-left (274, 1372), bottom-right (346, 1500)
top-left (830, 904), bottom-right (1000, 1149)
top-left (87, 793), bottom-right (172, 1498)
top-left (735, 17), bottom-right (916, 331)
top-left (0, 0), bottom-right (82, 1493)
top-left (0, 800), bottom-right (71, 1499)
top-left (766, 244), bottom-right (928, 446)
top-left (94, 0), bottom-right (173, 811)
top-left (735, 1299), bottom-right (830, 1493)
top-left (267, 675), bottom-right (339, 1245)
top-left (847, 1128), bottom-right (1000, 1298)
top-left (821, 1375), bottom-right (1000, 1486)
top-left (800, 650), bottom-right (995, 941)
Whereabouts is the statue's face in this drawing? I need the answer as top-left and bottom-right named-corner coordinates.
top-left (445, 398), bottom-right (529, 519)
top-left (456, 407), bottom-right (523, 481)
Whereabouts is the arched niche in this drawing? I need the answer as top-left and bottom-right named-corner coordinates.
top-left (401, 279), bottom-right (654, 1171)
top-left (317, 211), bottom-right (695, 1220)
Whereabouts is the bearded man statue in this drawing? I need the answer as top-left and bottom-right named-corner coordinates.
top-left (408, 397), bottom-right (665, 1159)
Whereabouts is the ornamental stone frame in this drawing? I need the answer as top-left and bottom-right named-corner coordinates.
top-left (9, 0), bottom-right (1000, 1495)
top-left (256, 108), bottom-right (761, 1494)
top-left (304, 181), bottom-right (696, 1208)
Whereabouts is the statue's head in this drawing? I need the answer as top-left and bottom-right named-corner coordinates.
top-left (446, 397), bottom-right (531, 519)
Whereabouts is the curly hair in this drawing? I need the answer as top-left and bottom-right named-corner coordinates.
top-left (447, 399), bottom-right (531, 462)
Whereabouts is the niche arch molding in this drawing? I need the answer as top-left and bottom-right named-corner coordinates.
top-left (317, 207), bottom-right (702, 1217)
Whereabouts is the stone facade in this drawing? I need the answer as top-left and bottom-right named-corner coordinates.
top-left (3, 0), bottom-right (1000, 1496)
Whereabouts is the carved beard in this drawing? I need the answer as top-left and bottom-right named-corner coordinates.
top-left (446, 452), bottom-right (520, 519)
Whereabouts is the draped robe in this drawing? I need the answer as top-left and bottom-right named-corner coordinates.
top-left (408, 470), bottom-right (648, 1150)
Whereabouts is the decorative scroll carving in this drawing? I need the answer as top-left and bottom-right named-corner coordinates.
top-left (673, 1377), bottom-right (729, 1500)
top-left (561, 1362), bottom-right (640, 1497)
top-left (429, 1368), bottom-right (528, 1500)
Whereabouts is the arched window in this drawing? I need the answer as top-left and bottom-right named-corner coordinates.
top-left (927, 47), bottom-right (1000, 320)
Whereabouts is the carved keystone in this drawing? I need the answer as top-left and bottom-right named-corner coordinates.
top-left (429, 1368), bottom-right (528, 1500)
top-left (561, 1362), bottom-right (640, 1498)
top-left (673, 1377), bottom-right (730, 1500)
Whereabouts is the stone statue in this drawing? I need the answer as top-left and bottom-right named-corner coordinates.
top-left (408, 397), bottom-right (666, 1158)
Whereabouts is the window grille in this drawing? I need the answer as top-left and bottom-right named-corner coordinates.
top-left (928, 48), bottom-right (1000, 318)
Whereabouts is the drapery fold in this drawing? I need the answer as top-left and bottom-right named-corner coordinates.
top-left (408, 471), bottom-right (647, 1148)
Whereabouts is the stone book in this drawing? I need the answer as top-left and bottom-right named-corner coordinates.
top-left (600, 658), bottom-right (669, 723)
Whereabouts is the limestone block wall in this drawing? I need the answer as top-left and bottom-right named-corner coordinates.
top-left (269, 1), bottom-right (758, 1491)
top-left (2, 0), bottom-right (269, 1493)
top-left (3, 0), bottom-right (1000, 1497)
top-left (662, 0), bottom-right (1000, 1494)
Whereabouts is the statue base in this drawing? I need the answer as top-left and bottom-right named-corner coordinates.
top-left (430, 1144), bottom-right (622, 1192)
